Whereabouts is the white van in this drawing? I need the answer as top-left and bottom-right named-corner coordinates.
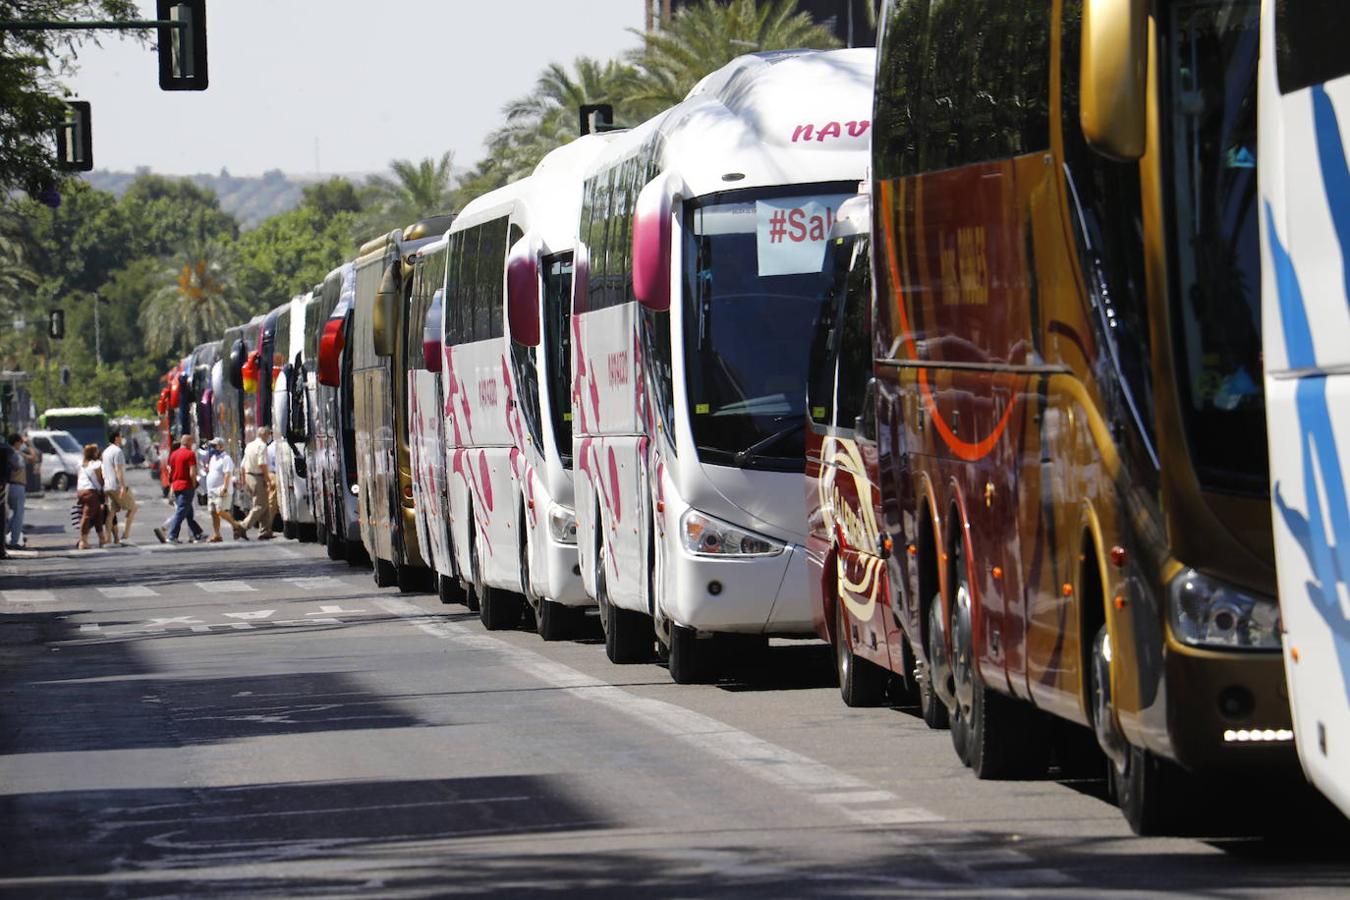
top-left (27, 430), bottom-right (82, 491)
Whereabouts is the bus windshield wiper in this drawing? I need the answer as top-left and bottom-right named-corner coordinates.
top-left (733, 420), bottom-right (805, 466)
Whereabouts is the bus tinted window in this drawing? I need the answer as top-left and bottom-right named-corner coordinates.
top-left (1061, 0), bottom-right (1157, 458)
top-left (1163, 0), bottom-right (1266, 493)
top-left (1276, 0), bottom-right (1350, 93)
top-left (875, 0), bottom-right (1052, 178)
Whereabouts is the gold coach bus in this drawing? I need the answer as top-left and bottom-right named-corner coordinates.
top-left (871, 0), bottom-right (1291, 833)
top-left (350, 216), bottom-right (455, 591)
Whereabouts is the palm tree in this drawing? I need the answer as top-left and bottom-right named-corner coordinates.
top-left (457, 56), bottom-right (639, 199)
top-left (364, 151), bottom-right (455, 226)
top-left (139, 237), bottom-right (248, 356)
top-left (628, 0), bottom-right (841, 113)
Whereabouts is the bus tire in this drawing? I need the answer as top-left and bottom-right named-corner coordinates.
top-left (396, 564), bottom-right (429, 594)
top-left (438, 574), bottom-right (467, 606)
top-left (598, 548), bottom-right (653, 664)
top-left (923, 600), bottom-right (951, 729)
top-left (283, 520), bottom-right (298, 541)
top-left (316, 520), bottom-right (328, 547)
top-left (835, 597), bottom-right (887, 707)
top-left (537, 598), bottom-right (577, 641)
top-left (948, 566), bottom-right (974, 765)
top-left (374, 557), bottom-right (397, 588)
top-left (325, 532), bottom-right (344, 561)
top-left (478, 584), bottom-right (523, 630)
top-left (966, 677), bottom-right (1051, 780)
top-left (668, 623), bottom-right (712, 684)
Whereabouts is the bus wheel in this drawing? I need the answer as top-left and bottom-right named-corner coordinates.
top-left (374, 557), bottom-right (397, 588)
top-left (438, 574), bottom-right (467, 606)
top-left (345, 539), bottom-right (368, 567)
top-left (538, 599), bottom-right (581, 641)
top-left (325, 532), bottom-right (344, 562)
top-left (668, 623), bottom-right (712, 684)
top-left (396, 565), bottom-right (429, 594)
top-left (948, 578), bottom-right (975, 765)
top-left (922, 601), bottom-right (951, 730)
top-left (283, 520), bottom-right (298, 540)
top-left (598, 547), bottom-right (654, 663)
top-left (476, 545), bottom-right (523, 630)
top-left (835, 597), bottom-right (886, 707)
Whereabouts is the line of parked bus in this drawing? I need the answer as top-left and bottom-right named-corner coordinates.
top-left (153, 0), bottom-right (1349, 836)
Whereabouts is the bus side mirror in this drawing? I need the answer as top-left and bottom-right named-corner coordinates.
top-left (1081, 0), bottom-right (1148, 162)
top-left (424, 289), bottom-right (444, 372)
top-left (227, 338), bottom-right (246, 389)
top-left (372, 262), bottom-right (400, 358)
top-left (506, 235), bottom-right (541, 346)
top-left (318, 316), bottom-right (344, 387)
top-left (633, 180), bottom-right (672, 313)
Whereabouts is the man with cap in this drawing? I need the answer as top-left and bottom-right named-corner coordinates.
top-left (203, 436), bottom-right (245, 542)
top-left (239, 426), bottom-right (275, 540)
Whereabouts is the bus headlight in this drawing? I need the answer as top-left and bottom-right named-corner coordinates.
top-left (1169, 568), bottom-right (1280, 650)
top-left (548, 505), bottom-right (578, 544)
top-left (680, 509), bottom-right (783, 558)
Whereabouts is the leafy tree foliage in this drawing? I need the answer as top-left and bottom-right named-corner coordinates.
top-left (234, 204), bottom-right (359, 312)
top-left (0, 1), bottom-right (140, 195)
top-left (139, 236), bottom-right (247, 356)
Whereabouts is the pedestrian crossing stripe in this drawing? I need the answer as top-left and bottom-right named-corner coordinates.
top-left (195, 580), bottom-right (257, 593)
top-left (2, 590), bottom-right (56, 603)
top-left (97, 585), bottom-right (159, 598)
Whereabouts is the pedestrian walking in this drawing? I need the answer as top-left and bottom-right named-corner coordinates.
top-left (203, 437), bottom-right (245, 542)
top-left (102, 430), bottom-right (138, 545)
top-left (239, 426), bottom-right (275, 540)
top-left (266, 434), bottom-right (280, 533)
top-left (154, 435), bottom-right (205, 544)
top-left (75, 443), bottom-right (107, 550)
top-left (5, 433), bottom-right (37, 550)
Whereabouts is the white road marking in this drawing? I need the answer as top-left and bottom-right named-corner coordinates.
top-left (223, 610), bottom-right (275, 620)
top-left (143, 616), bottom-right (202, 631)
top-left (2, 590), bottom-right (56, 603)
top-left (283, 576), bottom-right (345, 591)
top-left (97, 585), bottom-right (159, 598)
top-left (308, 604), bottom-right (365, 616)
top-left (79, 623), bottom-right (101, 633)
top-left (195, 580), bottom-right (256, 593)
top-left (373, 596), bottom-right (1074, 893)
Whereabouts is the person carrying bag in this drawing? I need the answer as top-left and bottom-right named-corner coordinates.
top-left (75, 443), bottom-right (106, 550)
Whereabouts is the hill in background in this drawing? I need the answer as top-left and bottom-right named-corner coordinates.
top-left (83, 168), bottom-right (370, 230)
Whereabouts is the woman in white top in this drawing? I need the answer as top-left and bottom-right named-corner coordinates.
top-left (76, 443), bottom-right (106, 549)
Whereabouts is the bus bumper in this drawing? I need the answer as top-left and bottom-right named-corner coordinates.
top-left (1163, 635), bottom-right (1298, 773)
top-left (665, 543), bottom-right (812, 636)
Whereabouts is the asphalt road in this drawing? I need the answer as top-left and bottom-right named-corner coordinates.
top-left (1, 487), bottom-right (1347, 898)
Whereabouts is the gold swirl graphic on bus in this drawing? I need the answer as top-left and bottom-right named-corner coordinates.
top-left (817, 436), bottom-right (884, 621)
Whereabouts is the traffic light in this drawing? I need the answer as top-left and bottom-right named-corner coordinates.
top-left (48, 309), bottom-right (64, 340)
top-left (55, 102), bottom-right (93, 172)
top-left (157, 1), bottom-right (208, 91)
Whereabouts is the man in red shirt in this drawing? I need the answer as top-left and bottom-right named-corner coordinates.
top-left (154, 435), bottom-right (205, 543)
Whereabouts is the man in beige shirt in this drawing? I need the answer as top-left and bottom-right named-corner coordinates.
top-left (239, 426), bottom-right (275, 540)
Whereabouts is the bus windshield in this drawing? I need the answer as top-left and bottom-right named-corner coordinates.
top-left (1164, 0), bottom-right (1265, 494)
top-left (683, 187), bottom-right (851, 471)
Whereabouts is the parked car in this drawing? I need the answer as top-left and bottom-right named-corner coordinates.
top-left (27, 429), bottom-right (82, 491)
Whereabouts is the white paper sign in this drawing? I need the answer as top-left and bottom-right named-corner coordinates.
top-left (755, 194), bottom-right (848, 277)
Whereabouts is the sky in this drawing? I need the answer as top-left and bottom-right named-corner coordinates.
top-left (65, 0), bottom-right (645, 177)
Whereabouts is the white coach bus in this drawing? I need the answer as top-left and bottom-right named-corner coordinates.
top-left (271, 292), bottom-right (318, 542)
top-left (1259, 0), bottom-right (1350, 819)
top-left (504, 134), bottom-right (616, 639)
top-left (571, 48), bottom-right (875, 680)
top-left (407, 235), bottom-right (466, 606)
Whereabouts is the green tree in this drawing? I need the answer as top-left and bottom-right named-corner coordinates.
top-left (119, 174), bottom-right (239, 254)
top-left (139, 237), bottom-right (247, 356)
top-left (0, 1), bottom-right (140, 194)
top-left (361, 152), bottom-right (455, 236)
top-left (235, 204), bottom-right (360, 311)
top-left (301, 176), bottom-right (362, 218)
top-left (456, 56), bottom-right (638, 201)
top-left (628, 0), bottom-right (841, 112)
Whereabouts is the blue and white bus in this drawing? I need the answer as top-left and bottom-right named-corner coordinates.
top-left (1259, 0), bottom-right (1350, 819)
